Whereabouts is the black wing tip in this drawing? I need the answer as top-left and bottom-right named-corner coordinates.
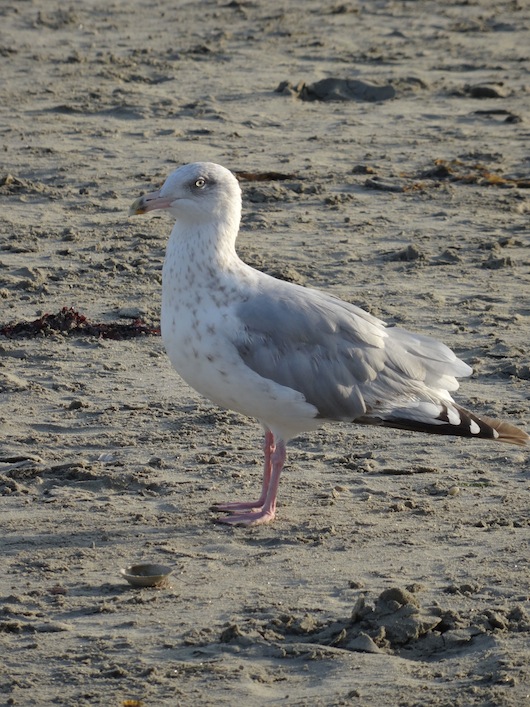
top-left (362, 404), bottom-right (529, 447)
top-left (478, 413), bottom-right (529, 447)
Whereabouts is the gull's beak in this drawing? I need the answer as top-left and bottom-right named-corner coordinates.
top-left (128, 189), bottom-right (174, 216)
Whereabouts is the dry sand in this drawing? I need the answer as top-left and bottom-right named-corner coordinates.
top-left (1, 1), bottom-right (529, 705)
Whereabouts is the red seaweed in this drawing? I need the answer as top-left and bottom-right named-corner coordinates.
top-left (0, 307), bottom-right (160, 340)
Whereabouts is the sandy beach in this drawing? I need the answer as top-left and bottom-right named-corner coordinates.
top-left (1, 1), bottom-right (529, 705)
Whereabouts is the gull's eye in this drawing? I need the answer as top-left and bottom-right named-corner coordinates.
top-left (194, 177), bottom-right (206, 189)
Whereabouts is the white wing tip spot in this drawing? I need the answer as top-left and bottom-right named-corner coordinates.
top-left (447, 407), bottom-right (461, 427)
top-left (469, 419), bottom-right (481, 435)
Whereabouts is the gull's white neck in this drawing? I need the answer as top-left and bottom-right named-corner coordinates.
top-left (166, 199), bottom-right (243, 276)
top-left (161, 208), bottom-right (256, 319)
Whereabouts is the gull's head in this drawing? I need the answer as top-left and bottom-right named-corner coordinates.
top-left (129, 162), bottom-right (241, 226)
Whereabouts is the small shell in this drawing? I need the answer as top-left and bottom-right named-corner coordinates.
top-left (120, 563), bottom-right (173, 588)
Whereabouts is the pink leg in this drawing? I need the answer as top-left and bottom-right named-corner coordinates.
top-left (215, 439), bottom-right (286, 526)
top-left (213, 430), bottom-right (273, 512)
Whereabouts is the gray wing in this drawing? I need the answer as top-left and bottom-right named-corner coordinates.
top-left (234, 280), bottom-right (471, 422)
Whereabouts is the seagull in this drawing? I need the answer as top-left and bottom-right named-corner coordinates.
top-left (129, 162), bottom-right (528, 526)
